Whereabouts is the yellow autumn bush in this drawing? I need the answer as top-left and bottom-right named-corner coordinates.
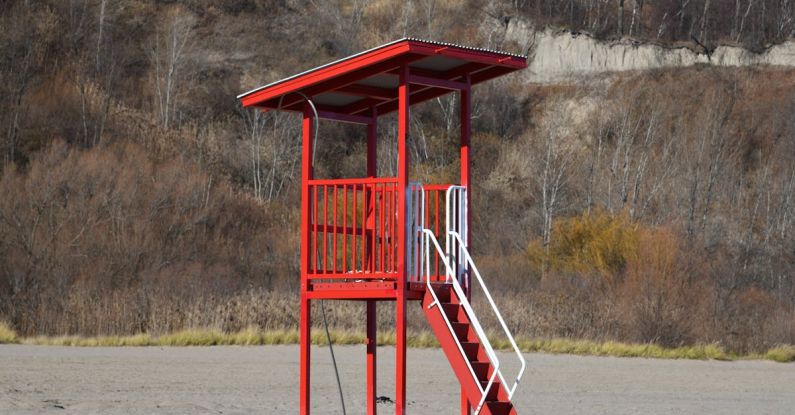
top-left (530, 210), bottom-right (639, 281)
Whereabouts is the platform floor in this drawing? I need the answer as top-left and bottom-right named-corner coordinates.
top-left (306, 280), bottom-right (440, 300)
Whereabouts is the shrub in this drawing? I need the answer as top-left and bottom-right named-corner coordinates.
top-left (0, 321), bottom-right (18, 343)
top-left (533, 210), bottom-right (638, 281)
top-left (765, 345), bottom-right (795, 363)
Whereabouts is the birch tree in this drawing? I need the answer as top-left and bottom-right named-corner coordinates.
top-left (151, 11), bottom-right (194, 130)
top-left (240, 107), bottom-right (300, 202)
top-left (533, 105), bottom-right (578, 256)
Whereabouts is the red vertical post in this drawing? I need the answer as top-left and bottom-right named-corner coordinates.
top-left (367, 107), bottom-right (377, 178)
top-left (300, 292), bottom-right (311, 414)
top-left (300, 106), bottom-right (314, 415)
top-left (460, 77), bottom-right (472, 288)
top-left (366, 300), bottom-right (377, 415)
top-left (395, 64), bottom-right (410, 415)
top-left (366, 107), bottom-right (378, 415)
top-left (459, 77), bottom-right (472, 415)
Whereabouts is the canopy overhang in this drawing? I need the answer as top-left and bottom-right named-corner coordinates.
top-left (237, 38), bottom-right (527, 119)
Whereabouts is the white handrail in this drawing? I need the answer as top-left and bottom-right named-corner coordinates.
top-left (448, 230), bottom-right (527, 398)
top-left (414, 184), bottom-right (525, 412)
top-left (422, 229), bottom-right (500, 415)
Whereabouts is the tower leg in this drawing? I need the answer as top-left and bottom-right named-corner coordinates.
top-left (461, 393), bottom-right (471, 414)
top-left (459, 79), bottom-right (472, 415)
top-left (300, 293), bottom-right (311, 415)
top-left (367, 300), bottom-right (377, 415)
top-left (395, 294), bottom-right (407, 414)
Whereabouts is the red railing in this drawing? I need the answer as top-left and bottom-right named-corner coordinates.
top-left (308, 178), bottom-right (399, 279)
top-left (307, 178), bottom-right (453, 281)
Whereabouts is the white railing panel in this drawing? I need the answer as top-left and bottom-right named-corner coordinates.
top-left (407, 183), bottom-right (425, 282)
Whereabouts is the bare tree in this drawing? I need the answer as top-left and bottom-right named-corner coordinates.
top-left (309, 0), bottom-right (366, 55)
top-left (95, 0), bottom-right (107, 71)
top-left (776, 0), bottom-right (794, 38)
top-left (734, 0), bottom-right (755, 42)
top-left (1, 2), bottom-right (50, 166)
top-left (533, 106), bottom-right (577, 257)
top-left (699, 0), bottom-right (712, 42)
top-left (240, 106), bottom-right (300, 202)
top-left (151, 11), bottom-right (194, 129)
top-left (241, 108), bottom-right (268, 201)
top-left (629, 0), bottom-right (644, 36)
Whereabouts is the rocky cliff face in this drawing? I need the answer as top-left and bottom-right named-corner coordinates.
top-left (503, 20), bottom-right (795, 83)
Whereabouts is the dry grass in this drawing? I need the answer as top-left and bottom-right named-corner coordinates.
top-left (3, 326), bottom-right (792, 363)
top-left (764, 345), bottom-right (795, 363)
top-left (512, 338), bottom-right (733, 361)
top-left (0, 321), bottom-right (18, 344)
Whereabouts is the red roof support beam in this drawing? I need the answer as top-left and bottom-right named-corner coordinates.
top-left (316, 110), bottom-right (375, 125)
top-left (350, 63), bottom-right (499, 116)
top-left (337, 97), bottom-right (384, 116)
top-left (372, 65), bottom-right (517, 115)
top-left (407, 74), bottom-right (469, 91)
top-left (441, 62), bottom-right (492, 79)
top-left (334, 84), bottom-right (397, 100)
top-left (469, 65), bottom-right (517, 84)
top-left (388, 62), bottom-right (488, 81)
top-left (373, 86), bottom-right (445, 115)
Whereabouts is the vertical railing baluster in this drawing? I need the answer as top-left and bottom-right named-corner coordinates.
top-left (378, 183), bottom-right (386, 273)
top-left (313, 184), bottom-right (318, 274)
top-left (343, 184), bottom-right (347, 274)
top-left (425, 189), bottom-right (430, 280)
top-left (352, 184), bottom-right (357, 273)
top-left (437, 189), bottom-right (442, 279)
top-left (371, 183), bottom-right (377, 274)
top-left (361, 184), bottom-right (366, 274)
top-left (323, 185), bottom-right (328, 274)
top-left (333, 185), bottom-right (338, 275)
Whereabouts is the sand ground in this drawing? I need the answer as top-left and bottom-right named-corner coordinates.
top-left (1, 344), bottom-right (793, 414)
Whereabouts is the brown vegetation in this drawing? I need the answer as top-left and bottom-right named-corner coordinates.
top-left (0, 1), bottom-right (793, 356)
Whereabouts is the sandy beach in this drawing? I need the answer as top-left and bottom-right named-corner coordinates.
top-left (1, 344), bottom-right (793, 414)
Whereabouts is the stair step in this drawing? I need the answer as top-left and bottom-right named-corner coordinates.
top-left (479, 379), bottom-right (501, 401)
top-left (483, 401), bottom-right (513, 415)
top-left (430, 284), bottom-right (452, 302)
top-left (441, 303), bottom-right (463, 321)
top-left (470, 361), bottom-right (491, 380)
top-left (450, 322), bottom-right (470, 339)
top-left (460, 341), bottom-right (481, 360)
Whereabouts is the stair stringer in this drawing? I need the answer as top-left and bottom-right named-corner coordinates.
top-left (421, 286), bottom-right (517, 415)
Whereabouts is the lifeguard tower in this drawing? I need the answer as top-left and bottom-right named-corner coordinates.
top-left (238, 38), bottom-right (526, 415)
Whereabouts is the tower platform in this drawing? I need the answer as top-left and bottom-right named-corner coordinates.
top-left (306, 280), bottom-right (428, 300)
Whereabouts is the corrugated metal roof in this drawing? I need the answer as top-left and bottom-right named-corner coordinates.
top-left (237, 38), bottom-right (525, 100)
top-left (402, 37), bottom-right (526, 58)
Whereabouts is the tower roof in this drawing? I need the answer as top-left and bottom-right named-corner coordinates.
top-left (237, 38), bottom-right (526, 116)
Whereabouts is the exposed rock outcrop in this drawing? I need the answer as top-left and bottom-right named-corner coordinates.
top-left (502, 20), bottom-right (795, 83)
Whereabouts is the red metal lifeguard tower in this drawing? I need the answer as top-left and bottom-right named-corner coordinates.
top-left (238, 38), bottom-right (527, 415)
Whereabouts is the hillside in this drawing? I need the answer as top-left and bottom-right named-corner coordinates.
top-left (0, 1), bottom-right (793, 354)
